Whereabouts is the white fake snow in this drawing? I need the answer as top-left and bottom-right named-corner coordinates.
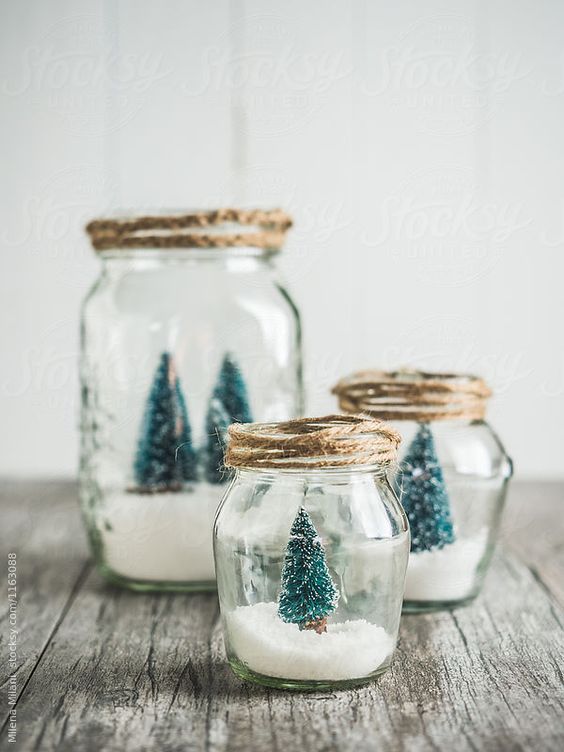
top-left (100, 484), bottom-right (222, 582)
top-left (226, 601), bottom-right (394, 681)
top-left (403, 528), bottom-right (489, 602)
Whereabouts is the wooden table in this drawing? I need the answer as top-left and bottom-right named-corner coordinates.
top-left (1, 480), bottom-right (563, 751)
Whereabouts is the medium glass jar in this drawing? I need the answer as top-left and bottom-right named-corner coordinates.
top-left (333, 370), bottom-right (513, 612)
top-left (214, 416), bottom-right (409, 691)
top-left (80, 209), bottom-right (303, 591)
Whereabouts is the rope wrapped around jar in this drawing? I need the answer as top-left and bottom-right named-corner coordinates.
top-left (225, 414), bottom-right (401, 470)
top-left (85, 208), bottom-right (293, 252)
top-left (332, 369), bottom-right (492, 422)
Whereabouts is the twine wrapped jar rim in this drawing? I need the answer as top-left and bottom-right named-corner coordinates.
top-left (225, 415), bottom-right (401, 471)
top-left (85, 208), bottom-right (292, 252)
top-left (332, 369), bottom-right (492, 422)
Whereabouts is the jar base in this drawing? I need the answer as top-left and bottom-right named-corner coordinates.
top-left (96, 562), bottom-right (217, 593)
top-left (228, 656), bottom-right (390, 692)
top-left (402, 593), bottom-right (478, 613)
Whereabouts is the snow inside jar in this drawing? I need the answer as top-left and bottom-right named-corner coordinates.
top-left (79, 209), bottom-right (303, 591)
top-left (333, 370), bottom-right (513, 612)
top-left (214, 415), bottom-right (409, 691)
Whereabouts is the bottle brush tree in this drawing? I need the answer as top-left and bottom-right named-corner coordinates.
top-left (175, 378), bottom-right (198, 483)
top-left (215, 353), bottom-right (253, 423)
top-left (203, 396), bottom-right (231, 484)
top-left (204, 353), bottom-right (253, 484)
top-left (133, 352), bottom-right (198, 491)
top-left (398, 422), bottom-right (455, 553)
top-left (278, 507), bottom-right (339, 634)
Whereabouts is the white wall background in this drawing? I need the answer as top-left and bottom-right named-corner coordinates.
top-left (1, 0), bottom-right (563, 479)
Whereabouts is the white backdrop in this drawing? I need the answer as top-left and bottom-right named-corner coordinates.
top-left (1, 0), bottom-right (563, 479)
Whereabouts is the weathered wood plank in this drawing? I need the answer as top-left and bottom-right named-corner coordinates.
top-left (201, 551), bottom-right (564, 752)
top-left (1, 481), bottom-right (563, 752)
top-left (3, 574), bottom-right (220, 752)
top-left (500, 480), bottom-right (564, 607)
top-left (0, 481), bottom-right (89, 734)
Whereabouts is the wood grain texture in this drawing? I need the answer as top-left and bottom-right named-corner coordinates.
top-left (1, 480), bottom-right (563, 752)
top-left (0, 481), bottom-right (89, 723)
top-left (500, 481), bottom-right (564, 607)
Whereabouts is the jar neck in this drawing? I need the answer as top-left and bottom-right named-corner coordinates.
top-left (393, 417), bottom-right (488, 428)
top-left (98, 247), bottom-right (276, 272)
top-left (235, 464), bottom-right (389, 483)
top-left (100, 246), bottom-right (276, 260)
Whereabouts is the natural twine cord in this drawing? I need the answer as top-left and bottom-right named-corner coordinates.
top-left (85, 208), bottom-right (293, 251)
top-left (332, 369), bottom-right (492, 422)
top-left (225, 415), bottom-right (401, 470)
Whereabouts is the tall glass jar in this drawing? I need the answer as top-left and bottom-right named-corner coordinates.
top-left (333, 370), bottom-right (513, 612)
top-left (214, 416), bottom-right (409, 691)
top-left (80, 209), bottom-right (303, 591)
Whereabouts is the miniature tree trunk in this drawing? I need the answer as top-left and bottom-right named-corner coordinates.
top-left (278, 507), bottom-right (339, 631)
top-left (398, 422), bottom-right (455, 552)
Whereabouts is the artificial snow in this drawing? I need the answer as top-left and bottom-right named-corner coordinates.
top-left (403, 528), bottom-right (489, 602)
top-left (226, 601), bottom-right (394, 681)
top-left (100, 484), bottom-right (223, 583)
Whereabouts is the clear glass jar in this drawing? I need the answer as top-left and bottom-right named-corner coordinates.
top-left (79, 210), bottom-right (303, 592)
top-left (397, 419), bottom-right (512, 611)
top-left (332, 370), bottom-right (513, 612)
top-left (214, 417), bottom-right (409, 691)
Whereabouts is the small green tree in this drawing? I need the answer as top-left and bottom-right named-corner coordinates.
top-left (278, 507), bottom-right (339, 633)
top-left (398, 422), bottom-right (455, 553)
top-left (203, 397), bottom-right (231, 484)
top-left (215, 353), bottom-right (253, 423)
top-left (175, 379), bottom-right (198, 482)
top-left (203, 354), bottom-right (253, 484)
top-left (133, 352), bottom-right (197, 491)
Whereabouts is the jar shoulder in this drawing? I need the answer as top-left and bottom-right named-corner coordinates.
top-left (81, 265), bottom-right (299, 321)
top-left (215, 471), bottom-right (409, 545)
top-left (397, 420), bottom-right (512, 479)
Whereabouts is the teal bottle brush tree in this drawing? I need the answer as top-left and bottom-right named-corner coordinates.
top-left (398, 423), bottom-right (455, 552)
top-left (204, 353), bottom-right (253, 484)
top-left (133, 352), bottom-right (198, 492)
top-left (278, 506), bottom-right (339, 634)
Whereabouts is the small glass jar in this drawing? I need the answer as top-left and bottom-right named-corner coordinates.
top-left (333, 370), bottom-right (513, 612)
top-left (214, 416), bottom-right (409, 691)
top-left (79, 209), bottom-right (303, 591)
